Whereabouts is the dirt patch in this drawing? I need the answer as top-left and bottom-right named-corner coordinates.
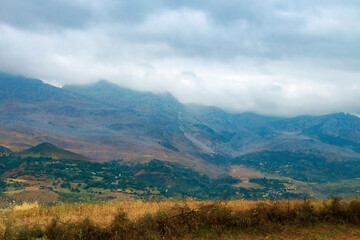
top-left (230, 165), bottom-right (264, 189)
top-left (134, 169), bottom-right (145, 176)
top-left (8, 189), bottom-right (59, 205)
top-left (8, 178), bottom-right (43, 185)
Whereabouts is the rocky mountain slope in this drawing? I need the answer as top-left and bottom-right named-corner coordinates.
top-left (1, 72), bottom-right (360, 178)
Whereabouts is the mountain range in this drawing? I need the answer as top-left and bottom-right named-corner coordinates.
top-left (1, 72), bottom-right (360, 198)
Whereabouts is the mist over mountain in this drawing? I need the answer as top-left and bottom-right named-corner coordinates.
top-left (1, 73), bottom-right (360, 168)
top-left (1, 72), bottom-right (360, 199)
top-left (2, 1), bottom-right (360, 117)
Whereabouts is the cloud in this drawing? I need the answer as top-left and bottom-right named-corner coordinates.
top-left (0, 0), bottom-right (360, 116)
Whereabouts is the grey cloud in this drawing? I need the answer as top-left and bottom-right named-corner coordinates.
top-left (1, 0), bottom-right (359, 60)
top-left (0, 0), bottom-right (92, 30)
top-left (0, 0), bottom-right (360, 116)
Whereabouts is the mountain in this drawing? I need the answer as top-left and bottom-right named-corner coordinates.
top-left (1, 73), bottom-right (360, 199)
top-left (1, 73), bottom-right (360, 192)
top-left (0, 73), bottom-right (219, 175)
top-left (18, 142), bottom-right (90, 161)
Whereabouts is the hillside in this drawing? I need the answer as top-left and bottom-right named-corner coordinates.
top-left (0, 143), bottom-right (358, 204)
top-left (0, 154), bottom-right (304, 205)
top-left (1, 73), bottom-right (360, 164)
top-left (1, 73), bottom-right (360, 200)
top-left (18, 142), bottom-right (90, 161)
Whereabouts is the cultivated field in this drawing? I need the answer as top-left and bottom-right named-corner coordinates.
top-left (1, 198), bottom-right (360, 239)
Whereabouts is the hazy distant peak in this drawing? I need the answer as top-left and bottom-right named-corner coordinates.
top-left (0, 72), bottom-right (43, 85)
top-left (0, 72), bottom-right (68, 101)
top-left (326, 112), bottom-right (360, 121)
top-left (63, 79), bottom-right (119, 89)
top-left (91, 79), bottom-right (122, 89)
top-left (157, 91), bottom-right (178, 101)
top-left (64, 79), bottom-right (139, 93)
top-left (65, 80), bottom-right (177, 99)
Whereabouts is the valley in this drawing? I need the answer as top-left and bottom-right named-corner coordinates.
top-left (1, 73), bottom-right (360, 203)
top-left (0, 144), bottom-right (307, 206)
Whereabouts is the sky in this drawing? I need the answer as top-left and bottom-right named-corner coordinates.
top-left (0, 0), bottom-right (360, 116)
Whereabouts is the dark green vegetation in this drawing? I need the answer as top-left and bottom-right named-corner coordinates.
top-left (232, 151), bottom-right (360, 183)
top-left (2, 143), bottom-right (359, 203)
top-left (0, 144), bottom-right (307, 204)
top-left (4, 197), bottom-right (360, 240)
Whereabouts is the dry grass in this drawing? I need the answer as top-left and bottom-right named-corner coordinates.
top-left (12, 202), bottom-right (39, 211)
top-left (0, 200), bottom-right (265, 230)
top-left (1, 198), bottom-right (360, 239)
top-left (0, 200), bottom-right (209, 232)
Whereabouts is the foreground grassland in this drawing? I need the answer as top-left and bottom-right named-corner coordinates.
top-left (1, 198), bottom-right (360, 239)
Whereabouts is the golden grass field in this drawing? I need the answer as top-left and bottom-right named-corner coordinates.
top-left (1, 199), bottom-right (360, 239)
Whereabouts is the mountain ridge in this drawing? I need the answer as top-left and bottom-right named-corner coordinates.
top-left (1, 73), bottom-right (360, 176)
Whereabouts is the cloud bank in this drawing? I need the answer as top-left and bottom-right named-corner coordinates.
top-left (0, 0), bottom-right (360, 116)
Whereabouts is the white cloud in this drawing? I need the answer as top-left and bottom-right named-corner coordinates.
top-left (0, 0), bottom-right (360, 116)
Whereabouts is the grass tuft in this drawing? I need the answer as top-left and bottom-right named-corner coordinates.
top-left (12, 202), bottom-right (39, 211)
